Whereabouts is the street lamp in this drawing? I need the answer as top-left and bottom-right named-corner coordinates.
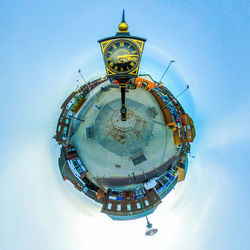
top-left (78, 69), bottom-right (92, 92)
top-left (161, 84), bottom-right (189, 111)
top-left (78, 69), bottom-right (87, 84)
top-left (175, 84), bottom-right (189, 99)
top-left (139, 194), bottom-right (158, 236)
top-left (145, 217), bottom-right (158, 236)
top-left (159, 60), bottom-right (175, 83)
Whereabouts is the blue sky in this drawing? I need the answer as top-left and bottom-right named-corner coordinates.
top-left (0, 1), bottom-right (249, 250)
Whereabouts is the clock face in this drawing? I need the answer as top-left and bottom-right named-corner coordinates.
top-left (104, 40), bottom-right (140, 74)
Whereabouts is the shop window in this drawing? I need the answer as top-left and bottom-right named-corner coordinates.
top-left (117, 204), bottom-right (121, 211)
top-left (145, 200), bottom-right (149, 206)
top-left (107, 203), bottom-right (112, 210)
top-left (127, 204), bottom-right (131, 211)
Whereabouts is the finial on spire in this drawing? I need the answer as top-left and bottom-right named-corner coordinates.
top-left (118, 9), bottom-right (128, 33)
top-left (122, 9), bottom-right (125, 22)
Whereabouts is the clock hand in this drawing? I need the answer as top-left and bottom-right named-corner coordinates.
top-left (118, 55), bottom-right (139, 59)
top-left (118, 55), bottom-right (139, 63)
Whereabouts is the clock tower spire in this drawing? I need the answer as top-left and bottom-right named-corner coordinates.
top-left (122, 9), bottom-right (125, 22)
top-left (117, 9), bottom-right (129, 33)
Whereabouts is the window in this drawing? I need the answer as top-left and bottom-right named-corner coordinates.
top-left (63, 110), bottom-right (68, 117)
top-left (63, 126), bottom-right (68, 133)
top-left (141, 81), bottom-right (148, 88)
top-left (65, 118), bottom-right (70, 125)
top-left (67, 147), bottom-right (76, 153)
top-left (158, 181), bottom-right (163, 187)
top-left (127, 204), bottom-right (131, 211)
top-left (58, 125), bottom-right (61, 132)
top-left (145, 200), bottom-right (149, 206)
top-left (117, 204), bottom-right (121, 211)
top-left (76, 166), bottom-right (83, 174)
top-left (107, 203), bottom-right (112, 210)
top-left (125, 191), bottom-right (130, 200)
top-left (136, 202), bottom-right (141, 209)
top-left (68, 110), bottom-right (73, 117)
top-left (112, 191), bottom-right (123, 197)
top-left (72, 159), bottom-right (78, 167)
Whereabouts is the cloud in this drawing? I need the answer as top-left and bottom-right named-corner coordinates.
top-left (0, 134), bottom-right (101, 250)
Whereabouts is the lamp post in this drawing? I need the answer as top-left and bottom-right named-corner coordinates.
top-left (175, 84), bottom-right (189, 99)
top-left (78, 69), bottom-right (87, 83)
top-left (78, 69), bottom-right (91, 92)
top-left (159, 60), bottom-right (175, 83)
top-left (132, 174), bottom-right (158, 236)
top-left (161, 84), bottom-right (189, 110)
top-left (76, 79), bottom-right (80, 90)
top-left (139, 193), bottom-right (158, 236)
top-left (64, 113), bottom-right (84, 123)
top-left (119, 80), bottom-right (127, 121)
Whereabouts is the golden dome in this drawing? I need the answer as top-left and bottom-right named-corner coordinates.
top-left (118, 21), bottom-right (128, 32)
top-left (117, 10), bottom-right (129, 33)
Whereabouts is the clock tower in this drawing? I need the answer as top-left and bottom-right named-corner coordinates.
top-left (98, 10), bottom-right (146, 120)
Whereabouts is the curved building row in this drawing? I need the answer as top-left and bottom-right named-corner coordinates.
top-left (55, 74), bottom-right (195, 220)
